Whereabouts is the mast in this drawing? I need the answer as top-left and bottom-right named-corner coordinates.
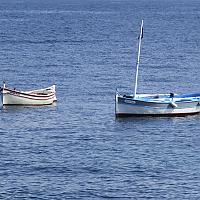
top-left (134, 20), bottom-right (144, 98)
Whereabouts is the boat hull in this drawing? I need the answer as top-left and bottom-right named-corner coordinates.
top-left (115, 94), bottom-right (200, 117)
top-left (1, 85), bottom-right (56, 106)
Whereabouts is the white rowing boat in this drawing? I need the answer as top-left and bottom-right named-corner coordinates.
top-left (1, 83), bottom-right (57, 106)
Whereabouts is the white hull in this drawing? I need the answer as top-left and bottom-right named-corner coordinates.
top-left (1, 85), bottom-right (56, 106)
top-left (115, 93), bottom-right (200, 117)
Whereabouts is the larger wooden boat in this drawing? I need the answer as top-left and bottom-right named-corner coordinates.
top-left (1, 83), bottom-right (57, 106)
top-left (115, 20), bottom-right (200, 117)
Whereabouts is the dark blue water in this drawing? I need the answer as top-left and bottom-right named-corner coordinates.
top-left (1, 0), bottom-right (200, 199)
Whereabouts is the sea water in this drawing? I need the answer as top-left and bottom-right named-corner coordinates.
top-left (1, 0), bottom-right (200, 199)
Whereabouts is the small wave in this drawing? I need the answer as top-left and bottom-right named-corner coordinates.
top-left (0, 18), bottom-right (29, 22)
top-left (0, 39), bottom-right (106, 45)
top-left (0, 10), bottom-right (117, 15)
top-left (88, 191), bottom-right (133, 199)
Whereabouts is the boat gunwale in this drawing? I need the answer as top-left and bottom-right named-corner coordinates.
top-left (2, 87), bottom-right (55, 98)
top-left (117, 95), bottom-right (200, 104)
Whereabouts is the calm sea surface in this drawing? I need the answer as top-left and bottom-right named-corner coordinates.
top-left (1, 0), bottom-right (200, 199)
